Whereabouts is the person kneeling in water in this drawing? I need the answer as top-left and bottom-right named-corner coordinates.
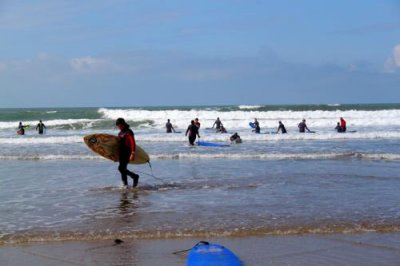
top-left (335, 122), bottom-right (343, 133)
top-left (230, 132), bottom-right (242, 143)
top-left (116, 118), bottom-right (139, 188)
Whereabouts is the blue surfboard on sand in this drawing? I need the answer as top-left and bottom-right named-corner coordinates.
top-left (187, 242), bottom-right (243, 266)
top-left (197, 141), bottom-right (229, 147)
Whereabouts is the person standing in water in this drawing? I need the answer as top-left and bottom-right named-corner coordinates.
top-left (185, 120), bottom-right (200, 145)
top-left (212, 117), bottom-right (223, 131)
top-left (298, 119), bottom-right (311, 133)
top-left (340, 117), bottom-right (346, 132)
top-left (276, 121), bottom-right (287, 134)
top-left (116, 118), bottom-right (139, 188)
top-left (253, 118), bottom-right (260, 133)
top-left (36, 120), bottom-right (46, 134)
top-left (165, 119), bottom-right (176, 133)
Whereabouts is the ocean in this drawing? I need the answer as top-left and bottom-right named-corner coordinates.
top-left (1, 104), bottom-right (400, 245)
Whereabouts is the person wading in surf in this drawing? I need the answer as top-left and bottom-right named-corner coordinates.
top-left (298, 119), bottom-right (311, 133)
top-left (186, 120), bottom-right (200, 145)
top-left (36, 120), bottom-right (46, 134)
top-left (165, 119), bottom-right (176, 133)
top-left (116, 118), bottom-right (139, 188)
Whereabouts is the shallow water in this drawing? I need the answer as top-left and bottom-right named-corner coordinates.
top-left (1, 105), bottom-right (400, 245)
top-left (1, 153), bottom-right (400, 244)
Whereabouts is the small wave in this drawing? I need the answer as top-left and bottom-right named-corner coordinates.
top-left (0, 136), bottom-right (83, 144)
top-left (2, 222), bottom-right (400, 245)
top-left (0, 155), bottom-right (99, 161)
top-left (152, 152), bottom-right (400, 161)
top-left (88, 183), bottom-right (184, 193)
top-left (97, 107), bottom-right (400, 130)
top-left (1, 152), bottom-right (399, 162)
top-left (238, 105), bottom-right (262, 110)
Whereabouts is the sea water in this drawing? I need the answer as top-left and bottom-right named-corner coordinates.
top-left (0, 104), bottom-right (400, 244)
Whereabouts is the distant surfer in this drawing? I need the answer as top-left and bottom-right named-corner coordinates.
top-left (276, 121), bottom-right (287, 134)
top-left (298, 119), bottom-right (311, 133)
top-left (36, 120), bottom-right (46, 134)
top-left (218, 125), bottom-right (227, 133)
top-left (165, 119), bottom-right (176, 133)
top-left (116, 118), bottom-right (140, 188)
top-left (335, 122), bottom-right (343, 133)
top-left (340, 117), bottom-right (346, 132)
top-left (186, 120), bottom-right (200, 145)
top-left (212, 117), bottom-right (223, 131)
top-left (17, 122), bottom-right (28, 135)
top-left (194, 118), bottom-right (201, 129)
top-left (253, 118), bottom-right (260, 133)
top-left (230, 132), bottom-right (242, 143)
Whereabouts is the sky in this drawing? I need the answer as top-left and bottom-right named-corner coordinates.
top-left (0, 0), bottom-right (399, 107)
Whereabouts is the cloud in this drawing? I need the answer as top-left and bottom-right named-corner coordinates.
top-left (0, 49), bottom-right (399, 107)
top-left (69, 56), bottom-right (109, 72)
top-left (395, 45), bottom-right (400, 66)
top-left (384, 44), bottom-right (400, 73)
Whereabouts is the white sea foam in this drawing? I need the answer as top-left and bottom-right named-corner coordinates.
top-left (0, 152), bottom-right (399, 161)
top-left (0, 119), bottom-right (103, 130)
top-left (1, 108), bottom-right (400, 131)
top-left (0, 136), bottom-right (83, 144)
top-left (98, 108), bottom-right (400, 130)
top-left (1, 130), bottom-right (400, 145)
top-left (151, 152), bottom-right (400, 161)
top-left (238, 105), bottom-right (262, 109)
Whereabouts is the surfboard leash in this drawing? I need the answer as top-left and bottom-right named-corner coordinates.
top-left (134, 161), bottom-right (164, 182)
top-left (172, 241), bottom-right (210, 255)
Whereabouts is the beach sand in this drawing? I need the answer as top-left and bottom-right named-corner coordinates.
top-left (1, 233), bottom-right (400, 265)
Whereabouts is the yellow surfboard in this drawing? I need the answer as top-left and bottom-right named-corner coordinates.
top-left (83, 134), bottom-right (150, 164)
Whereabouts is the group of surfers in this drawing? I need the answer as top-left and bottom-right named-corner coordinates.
top-left (168, 117), bottom-right (348, 146)
top-left (106, 116), bottom-right (348, 188)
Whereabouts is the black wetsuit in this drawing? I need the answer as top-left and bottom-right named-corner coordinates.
top-left (186, 124), bottom-right (199, 145)
top-left (230, 133), bottom-right (242, 143)
top-left (278, 123), bottom-right (287, 134)
top-left (213, 120), bottom-right (222, 130)
top-left (335, 124), bottom-right (343, 133)
top-left (254, 121), bottom-right (260, 133)
top-left (36, 122), bottom-right (46, 134)
top-left (298, 122), bottom-right (308, 133)
top-left (118, 128), bottom-right (139, 186)
top-left (166, 122), bottom-right (173, 133)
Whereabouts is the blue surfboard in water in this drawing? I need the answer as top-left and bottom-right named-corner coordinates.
top-left (187, 242), bottom-right (243, 266)
top-left (197, 141), bottom-right (229, 147)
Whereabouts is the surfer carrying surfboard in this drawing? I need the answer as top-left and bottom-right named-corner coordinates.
top-left (276, 121), bottom-right (287, 134)
top-left (17, 122), bottom-right (28, 135)
top-left (116, 118), bottom-right (140, 187)
top-left (253, 118), bottom-right (260, 133)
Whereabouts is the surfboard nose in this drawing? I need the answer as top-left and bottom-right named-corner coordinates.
top-left (83, 134), bottom-right (97, 146)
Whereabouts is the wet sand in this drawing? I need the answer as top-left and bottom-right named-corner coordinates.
top-left (1, 233), bottom-right (400, 265)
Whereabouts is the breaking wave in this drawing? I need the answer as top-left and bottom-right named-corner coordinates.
top-left (0, 152), bottom-right (399, 161)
